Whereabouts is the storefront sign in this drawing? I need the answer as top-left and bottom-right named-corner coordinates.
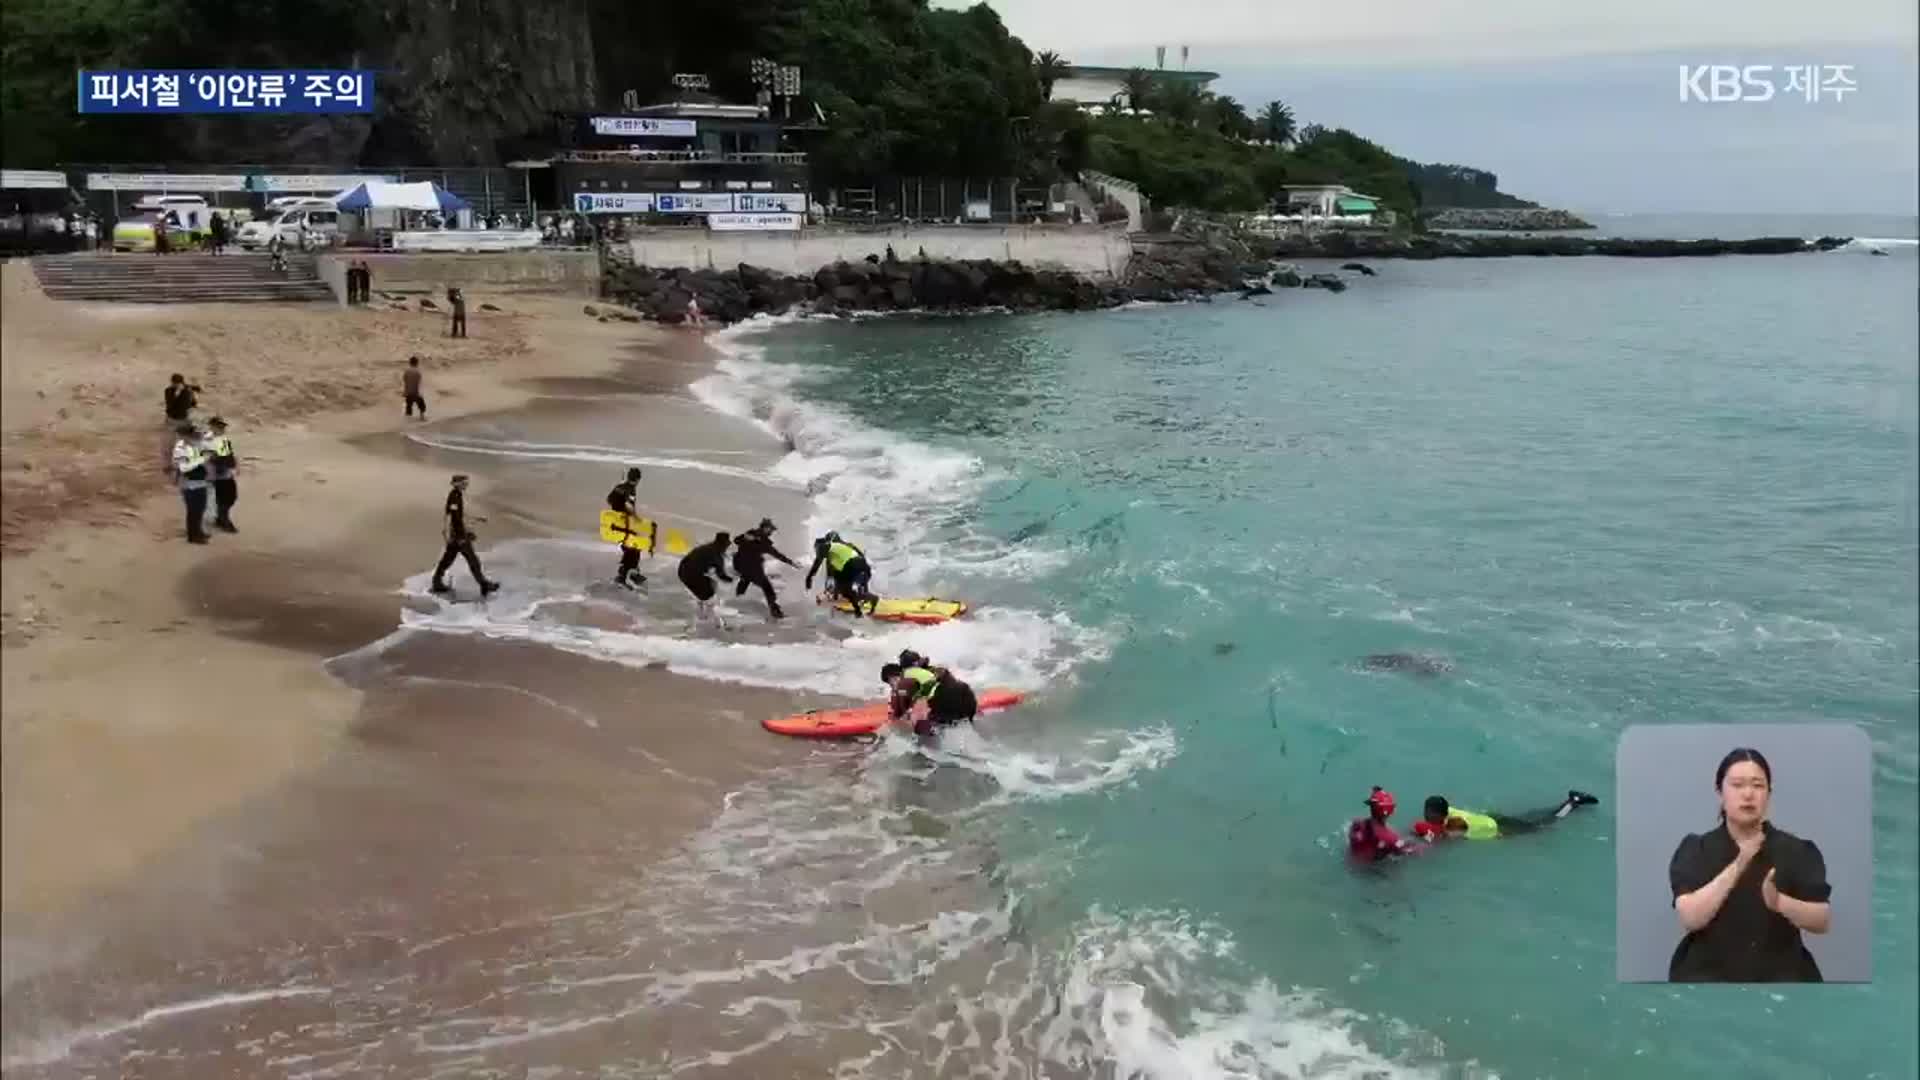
top-left (707, 212), bottom-right (802, 232)
top-left (591, 116), bottom-right (696, 138)
top-left (732, 192), bottom-right (806, 213)
top-left (654, 192), bottom-right (735, 214)
top-left (255, 173), bottom-right (395, 193)
top-left (573, 191), bottom-right (656, 214)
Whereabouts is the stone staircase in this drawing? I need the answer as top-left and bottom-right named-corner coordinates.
top-left (29, 252), bottom-right (336, 303)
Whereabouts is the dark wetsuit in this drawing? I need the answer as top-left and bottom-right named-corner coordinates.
top-left (732, 529), bottom-right (797, 614)
top-left (608, 479), bottom-right (643, 585)
top-left (677, 537), bottom-right (732, 601)
top-left (806, 540), bottom-right (875, 615)
top-left (433, 488), bottom-right (490, 588)
top-left (918, 672), bottom-right (979, 738)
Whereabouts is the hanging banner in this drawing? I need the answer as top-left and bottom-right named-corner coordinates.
top-left (654, 192), bottom-right (735, 214)
top-left (255, 174), bottom-right (395, 193)
top-left (77, 70), bottom-right (373, 114)
top-left (732, 192), bottom-right (807, 213)
top-left (1, 170), bottom-right (69, 190)
top-left (573, 191), bottom-right (657, 214)
top-left (87, 173), bottom-right (249, 192)
top-left (707, 212), bottom-right (802, 232)
top-left (591, 116), bottom-right (697, 138)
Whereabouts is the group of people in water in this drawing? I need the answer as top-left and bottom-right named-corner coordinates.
top-left (1349, 785), bottom-right (1601, 861)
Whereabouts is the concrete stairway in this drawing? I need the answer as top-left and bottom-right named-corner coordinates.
top-left (30, 252), bottom-right (336, 303)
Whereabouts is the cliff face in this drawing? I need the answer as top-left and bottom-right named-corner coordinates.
top-left (8, 0), bottom-right (602, 167)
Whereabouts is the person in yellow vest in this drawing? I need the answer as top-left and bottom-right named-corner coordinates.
top-left (204, 416), bottom-right (239, 533)
top-left (1413, 791), bottom-right (1600, 843)
top-left (804, 531), bottom-right (877, 617)
top-left (169, 422), bottom-right (212, 544)
top-left (881, 662), bottom-right (979, 739)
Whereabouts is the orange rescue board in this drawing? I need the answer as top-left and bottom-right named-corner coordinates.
top-left (762, 688), bottom-right (1027, 738)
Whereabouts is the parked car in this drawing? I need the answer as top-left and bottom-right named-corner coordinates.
top-left (235, 201), bottom-right (340, 250)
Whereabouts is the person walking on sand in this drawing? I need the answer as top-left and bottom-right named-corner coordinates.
top-left (430, 474), bottom-right (500, 597)
top-left (204, 416), bottom-right (240, 533)
top-left (447, 287), bottom-right (468, 338)
top-left (685, 296), bottom-right (704, 329)
top-left (403, 356), bottom-right (428, 419)
top-left (170, 422), bottom-right (213, 545)
top-left (164, 373), bottom-right (200, 423)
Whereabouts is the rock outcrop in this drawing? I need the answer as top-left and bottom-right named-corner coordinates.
top-left (1423, 207), bottom-right (1596, 231)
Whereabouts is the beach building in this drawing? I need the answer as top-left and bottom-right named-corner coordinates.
top-left (1280, 184), bottom-right (1382, 219)
top-left (535, 80), bottom-right (816, 224)
top-left (1048, 65), bottom-right (1220, 112)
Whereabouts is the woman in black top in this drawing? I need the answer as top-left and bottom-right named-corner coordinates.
top-left (1668, 748), bottom-right (1831, 982)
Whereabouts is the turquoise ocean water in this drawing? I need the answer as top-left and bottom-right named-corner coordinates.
top-left (696, 222), bottom-right (1917, 1077)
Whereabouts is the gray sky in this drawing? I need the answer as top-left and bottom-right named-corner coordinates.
top-left (969, 1), bottom-right (1919, 214)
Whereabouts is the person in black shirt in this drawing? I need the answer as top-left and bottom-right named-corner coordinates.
top-left (431, 474), bottom-right (499, 596)
top-left (676, 531), bottom-right (732, 622)
top-left (204, 416), bottom-right (239, 532)
top-left (606, 467), bottom-right (646, 588)
top-left (164, 373), bottom-right (200, 422)
top-left (1668, 747), bottom-right (1831, 982)
top-left (731, 517), bottom-right (798, 618)
top-left (447, 287), bottom-right (468, 338)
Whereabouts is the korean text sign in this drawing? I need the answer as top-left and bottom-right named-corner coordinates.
top-left (77, 70), bottom-right (374, 114)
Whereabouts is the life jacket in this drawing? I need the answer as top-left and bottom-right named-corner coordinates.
top-left (1447, 807), bottom-right (1501, 840)
top-left (207, 436), bottom-right (236, 478)
top-left (173, 441), bottom-right (208, 487)
top-left (900, 666), bottom-right (938, 701)
top-left (826, 541), bottom-right (860, 572)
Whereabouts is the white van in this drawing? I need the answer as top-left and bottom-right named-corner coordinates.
top-left (236, 199), bottom-right (339, 250)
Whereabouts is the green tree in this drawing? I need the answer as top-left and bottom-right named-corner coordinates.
top-left (1154, 80), bottom-right (1205, 128)
top-left (1121, 67), bottom-right (1155, 113)
top-left (1033, 50), bottom-right (1069, 99)
top-left (1209, 94), bottom-right (1253, 140)
top-left (1258, 101), bottom-right (1296, 146)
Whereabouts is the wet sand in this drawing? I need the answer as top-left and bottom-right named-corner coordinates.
top-left (2, 271), bottom-right (915, 1075)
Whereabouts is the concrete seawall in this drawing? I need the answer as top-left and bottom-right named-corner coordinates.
top-left (625, 225), bottom-right (1134, 279)
top-left (317, 250), bottom-right (601, 303)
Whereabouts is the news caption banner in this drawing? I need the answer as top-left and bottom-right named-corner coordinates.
top-left (77, 70), bottom-right (374, 113)
top-left (1678, 64), bottom-right (1858, 103)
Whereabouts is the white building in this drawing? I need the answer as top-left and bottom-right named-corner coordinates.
top-left (1048, 65), bottom-right (1220, 112)
top-left (1280, 184), bottom-right (1381, 218)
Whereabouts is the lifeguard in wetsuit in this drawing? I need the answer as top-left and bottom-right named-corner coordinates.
top-left (881, 663), bottom-right (978, 739)
top-left (805, 531), bottom-right (877, 617)
top-left (677, 531), bottom-right (733, 618)
top-left (732, 517), bottom-right (798, 618)
top-left (1413, 791), bottom-right (1600, 842)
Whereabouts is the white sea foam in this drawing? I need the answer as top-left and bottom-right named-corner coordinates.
top-left (401, 433), bottom-right (801, 488)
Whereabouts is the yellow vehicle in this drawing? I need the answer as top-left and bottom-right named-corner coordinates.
top-left (112, 195), bottom-right (210, 252)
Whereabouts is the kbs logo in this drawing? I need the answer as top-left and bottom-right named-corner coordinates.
top-left (1678, 65), bottom-right (1857, 103)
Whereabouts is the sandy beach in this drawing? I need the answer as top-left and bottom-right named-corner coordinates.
top-left (0, 262), bottom-right (857, 1075)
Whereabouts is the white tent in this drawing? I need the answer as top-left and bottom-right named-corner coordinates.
top-left (333, 180), bottom-right (469, 212)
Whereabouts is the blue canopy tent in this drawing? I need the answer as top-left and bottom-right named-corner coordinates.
top-left (333, 180), bottom-right (470, 212)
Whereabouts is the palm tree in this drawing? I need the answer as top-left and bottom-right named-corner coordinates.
top-left (1211, 94), bottom-right (1253, 140)
top-left (1034, 51), bottom-right (1070, 100)
top-left (1259, 101), bottom-right (1296, 146)
top-left (1121, 67), bottom-right (1155, 114)
top-left (1155, 79), bottom-right (1206, 128)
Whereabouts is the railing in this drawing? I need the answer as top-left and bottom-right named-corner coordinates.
top-left (552, 150), bottom-right (809, 165)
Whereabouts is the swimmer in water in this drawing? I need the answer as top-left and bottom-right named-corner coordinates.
top-left (881, 662), bottom-right (978, 740)
top-left (1412, 791), bottom-right (1600, 842)
top-left (1348, 787), bottom-right (1421, 863)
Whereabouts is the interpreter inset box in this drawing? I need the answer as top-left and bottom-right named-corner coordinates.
top-left (1615, 723), bottom-right (1872, 983)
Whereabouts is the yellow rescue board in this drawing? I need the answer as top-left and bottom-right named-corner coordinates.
top-left (829, 596), bottom-right (969, 624)
top-left (598, 509), bottom-right (690, 555)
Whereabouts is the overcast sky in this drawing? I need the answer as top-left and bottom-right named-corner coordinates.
top-left (968, 0), bottom-right (1919, 215)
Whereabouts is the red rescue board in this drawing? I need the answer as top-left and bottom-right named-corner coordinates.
top-left (762, 688), bottom-right (1027, 738)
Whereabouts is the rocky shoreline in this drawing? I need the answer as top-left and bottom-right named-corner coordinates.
top-left (1422, 207), bottom-right (1596, 231)
top-left (1261, 231), bottom-right (1853, 260)
top-left (596, 230), bottom-right (1857, 325)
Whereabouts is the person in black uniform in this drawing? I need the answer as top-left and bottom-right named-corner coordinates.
top-left (677, 531), bottom-right (732, 621)
top-left (732, 517), bottom-right (798, 618)
top-left (606, 466), bottom-right (646, 588)
top-left (1668, 747), bottom-right (1832, 982)
top-left (430, 474), bottom-right (499, 596)
top-left (204, 416), bottom-right (239, 532)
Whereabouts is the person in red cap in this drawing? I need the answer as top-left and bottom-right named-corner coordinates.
top-left (1349, 786), bottom-right (1419, 863)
